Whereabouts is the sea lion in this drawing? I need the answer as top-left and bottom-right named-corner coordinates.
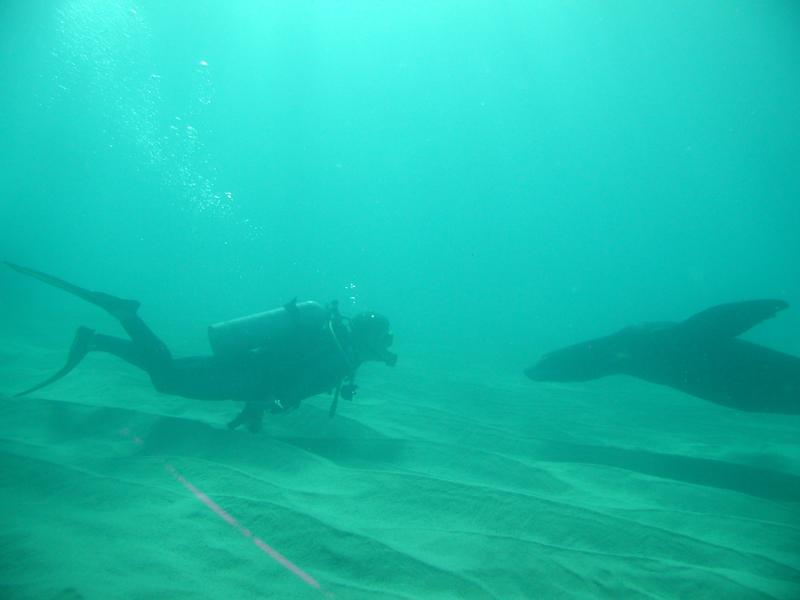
top-left (526, 300), bottom-right (799, 413)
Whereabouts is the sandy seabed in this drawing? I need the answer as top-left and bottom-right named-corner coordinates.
top-left (0, 336), bottom-right (798, 600)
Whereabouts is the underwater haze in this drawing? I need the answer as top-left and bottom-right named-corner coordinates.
top-left (1, 2), bottom-right (799, 599)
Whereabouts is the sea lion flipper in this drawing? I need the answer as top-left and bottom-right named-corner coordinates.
top-left (680, 299), bottom-right (788, 339)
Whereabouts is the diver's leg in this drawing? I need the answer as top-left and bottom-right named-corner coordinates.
top-left (7, 263), bottom-right (236, 403)
top-left (115, 316), bottom-right (173, 370)
top-left (15, 316), bottom-right (175, 397)
top-left (103, 318), bottom-right (250, 402)
top-left (5, 262), bottom-right (166, 360)
top-left (14, 328), bottom-right (165, 397)
top-left (111, 316), bottom-right (193, 396)
top-left (91, 333), bottom-right (156, 372)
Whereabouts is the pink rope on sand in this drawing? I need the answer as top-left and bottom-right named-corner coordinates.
top-left (120, 428), bottom-right (327, 595)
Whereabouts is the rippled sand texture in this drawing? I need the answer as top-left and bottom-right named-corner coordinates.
top-left (1, 340), bottom-right (798, 599)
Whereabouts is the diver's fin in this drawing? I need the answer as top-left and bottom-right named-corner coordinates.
top-left (15, 326), bottom-right (95, 397)
top-left (680, 299), bottom-right (788, 339)
top-left (5, 261), bottom-right (140, 320)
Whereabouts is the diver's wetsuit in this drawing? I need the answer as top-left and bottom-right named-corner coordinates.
top-left (91, 312), bottom-right (355, 411)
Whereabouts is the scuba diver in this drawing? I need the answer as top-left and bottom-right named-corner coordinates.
top-left (5, 262), bottom-right (397, 432)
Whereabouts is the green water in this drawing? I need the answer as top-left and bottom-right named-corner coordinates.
top-left (3, 1), bottom-right (799, 352)
top-left (1, 2), bottom-right (799, 599)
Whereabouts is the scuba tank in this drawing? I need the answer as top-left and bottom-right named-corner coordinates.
top-left (208, 300), bottom-right (329, 357)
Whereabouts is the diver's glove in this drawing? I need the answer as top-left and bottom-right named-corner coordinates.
top-left (227, 401), bottom-right (265, 433)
